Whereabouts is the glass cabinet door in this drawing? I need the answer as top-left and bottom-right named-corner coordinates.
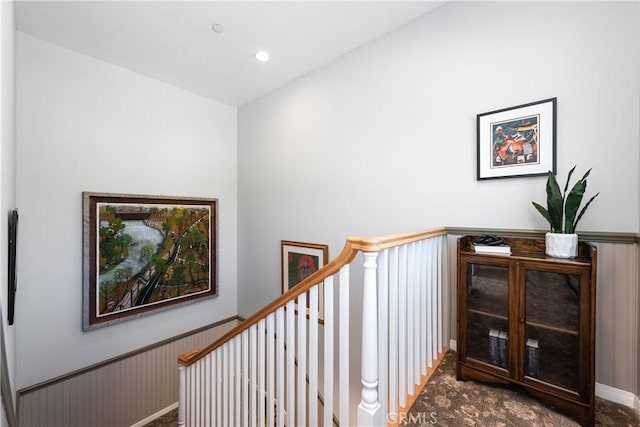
top-left (524, 269), bottom-right (580, 392)
top-left (465, 263), bottom-right (510, 368)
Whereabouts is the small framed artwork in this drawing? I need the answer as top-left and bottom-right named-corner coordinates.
top-left (477, 97), bottom-right (556, 180)
top-left (83, 192), bottom-right (218, 330)
top-left (281, 240), bottom-right (328, 321)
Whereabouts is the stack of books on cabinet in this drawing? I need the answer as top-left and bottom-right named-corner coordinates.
top-left (526, 338), bottom-right (539, 378)
top-left (488, 332), bottom-right (539, 375)
top-left (488, 329), bottom-right (509, 368)
top-left (473, 243), bottom-right (511, 255)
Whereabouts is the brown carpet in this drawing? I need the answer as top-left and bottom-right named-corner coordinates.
top-left (407, 350), bottom-right (640, 426)
top-left (142, 409), bottom-right (177, 427)
top-left (144, 351), bottom-right (640, 426)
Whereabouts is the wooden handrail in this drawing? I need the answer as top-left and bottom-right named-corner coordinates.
top-left (177, 227), bottom-right (446, 366)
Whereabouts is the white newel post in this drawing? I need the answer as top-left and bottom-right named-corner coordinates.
top-left (358, 251), bottom-right (384, 426)
top-left (178, 365), bottom-right (186, 426)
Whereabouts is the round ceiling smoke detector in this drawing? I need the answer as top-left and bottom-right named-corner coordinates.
top-left (255, 51), bottom-right (269, 62)
top-left (211, 23), bottom-right (224, 33)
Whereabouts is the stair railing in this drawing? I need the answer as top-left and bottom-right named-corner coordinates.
top-left (177, 227), bottom-right (448, 426)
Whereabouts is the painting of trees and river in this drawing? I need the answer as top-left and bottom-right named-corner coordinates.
top-left (96, 201), bottom-right (214, 318)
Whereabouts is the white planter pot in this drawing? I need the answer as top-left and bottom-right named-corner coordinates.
top-left (545, 232), bottom-right (578, 258)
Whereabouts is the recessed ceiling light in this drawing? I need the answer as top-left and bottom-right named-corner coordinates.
top-left (255, 51), bottom-right (269, 62)
top-left (211, 23), bottom-right (224, 33)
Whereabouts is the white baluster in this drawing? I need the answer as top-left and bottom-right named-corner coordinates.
top-left (424, 240), bottom-right (431, 372)
top-left (309, 286), bottom-right (319, 425)
top-left (223, 344), bottom-right (230, 427)
top-left (258, 319), bottom-right (266, 427)
top-left (377, 249), bottom-right (389, 418)
top-left (358, 251), bottom-right (383, 426)
top-left (250, 325), bottom-right (257, 427)
top-left (230, 339), bottom-right (236, 426)
top-left (206, 356), bottom-right (212, 427)
top-left (286, 300), bottom-right (296, 427)
top-left (388, 246), bottom-right (399, 420)
top-left (398, 245), bottom-right (408, 407)
top-left (297, 292), bottom-right (307, 426)
top-left (406, 243), bottom-right (415, 391)
top-left (191, 363), bottom-right (197, 427)
top-left (276, 307), bottom-right (285, 427)
top-left (267, 313), bottom-right (275, 427)
top-left (195, 360), bottom-right (201, 426)
top-left (420, 240), bottom-right (428, 376)
top-left (187, 364), bottom-right (193, 427)
top-left (323, 276), bottom-right (334, 426)
top-left (430, 238), bottom-right (438, 362)
top-left (339, 265), bottom-right (350, 425)
top-left (178, 365), bottom-right (185, 426)
top-left (242, 330), bottom-right (249, 427)
top-left (216, 351), bottom-right (222, 427)
top-left (437, 236), bottom-right (445, 353)
top-left (413, 243), bottom-right (421, 386)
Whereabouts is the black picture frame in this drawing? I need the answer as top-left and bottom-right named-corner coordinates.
top-left (8, 209), bottom-right (18, 326)
top-left (477, 98), bottom-right (557, 180)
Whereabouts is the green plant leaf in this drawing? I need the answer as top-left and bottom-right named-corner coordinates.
top-left (546, 171), bottom-right (563, 232)
top-left (532, 202), bottom-right (553, 230)
top-left (562, 165), bottom-right (576, 199)
top-left (533, 167), bottom-right (598, 234)
top-left (564, 177), bottom-right (587, 234)
top-left (573, 192), bottom-right (599, 232)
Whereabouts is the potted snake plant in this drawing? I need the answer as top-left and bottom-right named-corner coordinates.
top-left (532, 166), bottom-right (599, 258)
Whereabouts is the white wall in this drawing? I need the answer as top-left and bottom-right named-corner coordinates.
top-left (237, 1), bottom-right (639, 316)
top-left (0, 0), bottom-right (17, 418)
top-left (637, 0), bottom-right (640, 404)
top-left (15, 33), bottom-right (238, 389)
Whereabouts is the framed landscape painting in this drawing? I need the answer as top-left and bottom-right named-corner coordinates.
top-left (281, 240), bottom-right (328, 322)
top-left (477, 97), bottom-right (556, 180)
top-left (83, 192), bottom-right (218, 330)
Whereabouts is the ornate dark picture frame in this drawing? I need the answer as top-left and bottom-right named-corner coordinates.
top-left (83, 192), bottom-right (218, 330)
top-left (477, 97), bottom-right (557, 180)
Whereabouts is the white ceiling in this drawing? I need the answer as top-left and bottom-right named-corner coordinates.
top-left (15, 1), bottom-right (446, 106)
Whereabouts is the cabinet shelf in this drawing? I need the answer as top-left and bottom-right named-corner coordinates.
top-left (457, 236), bottom-right (596, 427)
top-left (526, 320), bottom-right (578, 336)
top-left (468, 308), bottom-right (508, 322)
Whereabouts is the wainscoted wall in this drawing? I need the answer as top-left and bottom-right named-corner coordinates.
top-left (447, 233), bottom-right (639, 398)
top-left (17, 317), bottom-right (239, 427)
top-left (13, 234), bottom-right (640, 426)
top-left (593, 242), bottom-right (639, 395)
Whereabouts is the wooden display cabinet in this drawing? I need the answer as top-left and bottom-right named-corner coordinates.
top-left (456, 236), bottom-right (597, 426)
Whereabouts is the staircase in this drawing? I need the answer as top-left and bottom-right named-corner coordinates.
top-left (177, 228), bottom-right (448, 426)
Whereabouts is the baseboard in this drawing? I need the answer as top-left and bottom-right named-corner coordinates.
top-left (449, 339), bottom-right (638, 411)
top-left (595, 383), bottom-right (639, 410)
top-left (130, 401), bottom-right (177, 427)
